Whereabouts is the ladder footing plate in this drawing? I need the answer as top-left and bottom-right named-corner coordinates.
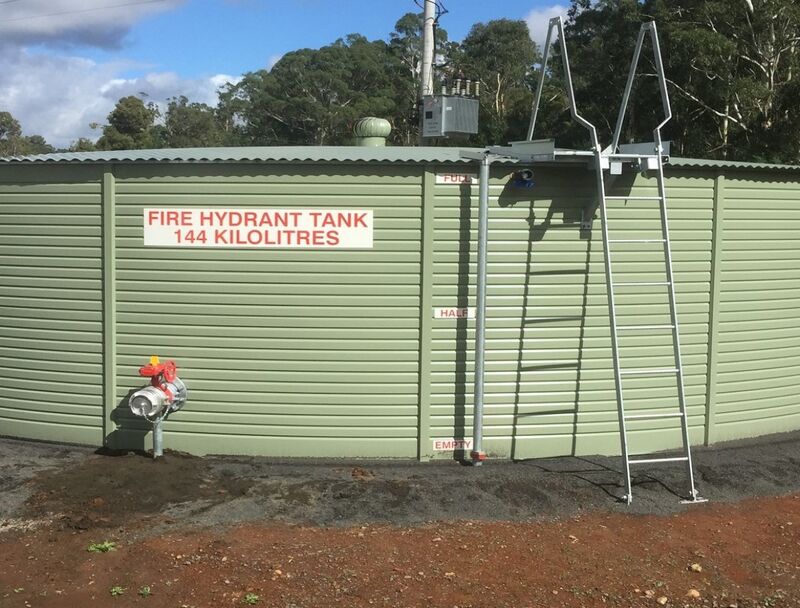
top-left (681, 497), bottom-right (709, 504)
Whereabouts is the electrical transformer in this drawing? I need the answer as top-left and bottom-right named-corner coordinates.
top-left (421, 95), bottom-right (479, 138)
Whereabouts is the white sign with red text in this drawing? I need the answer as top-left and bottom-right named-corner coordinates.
top-left (433, 307), bottom-right (475, 319)
top-left (436, 173), bottom-right (478, 185)
top-left (432, 438), bottom-right (473, 452)
top-left (143, 208), bottom-right (373, 249)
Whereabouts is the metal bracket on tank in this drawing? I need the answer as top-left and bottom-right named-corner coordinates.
top-left (581, 202), bottom-right (597, 231)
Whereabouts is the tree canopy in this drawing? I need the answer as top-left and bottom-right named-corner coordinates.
top-left (561, 0), bottom-right (800, 162)
top-left (0, 111), bottom-right (54, 157)
top-left (95, 95), bottom-right (160, 150)
top-left (219, 34), bottom-right (403, 146)
top-left (2, 2), bottom-right (798, 163)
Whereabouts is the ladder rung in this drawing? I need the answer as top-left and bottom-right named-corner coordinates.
top-left (607, 153), bottom-right (660, 159)
top-left (614, 281), bottom-right (671, 286)
top-left (620, 368), bottom-right (678, 376)
top-left (608, 239), bottom-right (666, 243)
top-left (629, 456), bottom-right (689, 465)
top-left (605, 195), bottom-right (662, 200)
top-left (617, 324), bottom-right (674, 331)
top-left (624, 412), bottom-right (685, 420)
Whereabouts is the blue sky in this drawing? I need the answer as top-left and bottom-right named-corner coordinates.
top-left (0, 0), bottom-right (567, 147)
top-left (93, 0), bottom-right (563, 79)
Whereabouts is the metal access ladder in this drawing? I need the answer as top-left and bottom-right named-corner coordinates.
top-left (596, 148), bottom-right (704, 505)
top-left (599, 22), bottom-right (705, 505)
top-left (485, 17), bottom-right (706, 504)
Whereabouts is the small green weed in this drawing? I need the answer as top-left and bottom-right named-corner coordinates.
top-left (87, 541), bottom-right (117, 553)
top-left (109, 586), bottom-right (125, 597)
top-left (764, 591), bottom-right (787, 607)
top-left (243, 592), bottom-right (260, 605)
top-left (138, 585), bottom-right (152, 597)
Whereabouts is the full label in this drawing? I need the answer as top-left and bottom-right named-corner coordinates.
top-left (436, 173), bottom-right (478, 185)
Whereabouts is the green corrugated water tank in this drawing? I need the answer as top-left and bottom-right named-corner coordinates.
top-left (1, 147), bottom-right (799, 459)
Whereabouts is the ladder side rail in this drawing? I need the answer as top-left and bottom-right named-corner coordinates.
top-left (548, 9), bottom-right (635, 501)
top-left (651, 21), bottom-right (701, 502)
top-left (595, 156), bottom-right (632, 504)
top-left (538, 18), bottom-right (634, 502)
top-left (654, 131), bottom-right (699, 501)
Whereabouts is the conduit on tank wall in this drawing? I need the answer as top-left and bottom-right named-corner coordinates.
top-left (471, 155), bottom-right (491, 464)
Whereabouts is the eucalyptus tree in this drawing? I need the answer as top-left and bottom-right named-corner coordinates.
top-left (0, 111), bottom-right (54, 156)
top-left (220, 35), bottom-right (400, 145)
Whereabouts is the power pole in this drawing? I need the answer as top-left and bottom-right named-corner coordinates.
top-left (419, 0), bottom-right (436, 98)
top-left (418, 0), bottom-right (436, 145)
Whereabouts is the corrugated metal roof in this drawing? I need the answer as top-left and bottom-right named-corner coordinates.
top-left (669, 157), bottom-right (800, 172)
top-left (1, 145), bottom-right (798, 172)
top-left (0, 146), bottom-right (482, 164)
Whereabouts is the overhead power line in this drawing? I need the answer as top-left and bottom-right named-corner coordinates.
top-left (0, 0), bottom-right (172, 23)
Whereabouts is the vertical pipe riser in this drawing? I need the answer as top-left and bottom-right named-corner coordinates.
top-left (102, 168), bottom-right (117, 449)
top-left (471, 157), bottom-right (491, 464)
top-left (153, 420), bottom-right (164, 459)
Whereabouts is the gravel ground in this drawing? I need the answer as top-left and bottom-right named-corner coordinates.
top-left (2, 432), bottom-right (800, 608)
top-left (2, 429), bottom-right (800, 530)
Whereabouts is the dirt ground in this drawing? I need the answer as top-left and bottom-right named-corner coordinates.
top-left (2, 432), bottom-right (800, 607)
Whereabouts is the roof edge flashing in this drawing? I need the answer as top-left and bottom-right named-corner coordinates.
top-left (0, 146), bottom-right (797, 174)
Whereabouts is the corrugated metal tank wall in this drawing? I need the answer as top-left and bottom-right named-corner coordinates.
top-left (1, 155), bottom-right (799, 459)
top-left (711, 172), bottom-right (800, 441)
top-left (111, 164), bottom-right (423, 457)
top-left (428, 166), bottom-right (713, 459)
top-left (0, 165), bottom-right (105, 444)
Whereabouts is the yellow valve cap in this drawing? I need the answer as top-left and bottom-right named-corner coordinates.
top-left (149, 355), bottom-right (160, 365)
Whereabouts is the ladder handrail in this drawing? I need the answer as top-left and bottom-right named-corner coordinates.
top-left (611, 22), bottom-right (672, 154)
top-left (527, 16), bottom-right (600, 152)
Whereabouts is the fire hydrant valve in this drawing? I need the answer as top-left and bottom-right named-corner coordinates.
top-left (129, 355), bottom-right (187, 421)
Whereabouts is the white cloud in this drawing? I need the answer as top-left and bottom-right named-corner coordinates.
top-left (267, 53), bottom-right (284, 71)
top-left (0, 47), bottom-right (235, 147)
top-left (0, 0), bottom-right (185, 48)
top-left (100, 71), bottom-right (235, 107)
top-left (0, 0), bottom-right (243, 148)
top-left (525, 4), bottom-right (569, 49)
top-left (209, 73), bottom-right (241, 90)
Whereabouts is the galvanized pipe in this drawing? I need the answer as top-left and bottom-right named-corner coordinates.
top-left (471, 155), bottom-right (491, 464)
top-left (153, 419), bottom-right (164, 458)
